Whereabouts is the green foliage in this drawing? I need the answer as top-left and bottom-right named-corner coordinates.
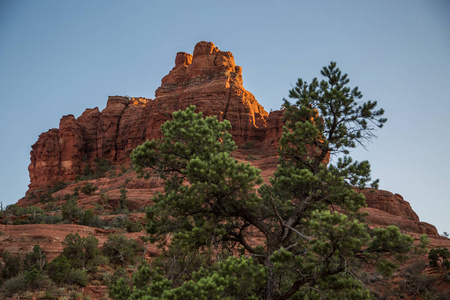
top-left (375, 259), bottom-right (398, 278)
top-left (46, 255), bottom-right (71, 284)
top-left (23, 266), bottom-right (44, 289)
top-left (285, 61), bottom-right (386, 156)
top-left (126, 219), bottom-right (143, 233)
top-left (102, 234), bottom-right (142, 266)
top-left (80, 182), bottom-right (98, 196)
top-left (416, 234), bottom-right (430, 254)
top-left (428, 247), bottom-right (450, 280)
top-left (128, 65), bottom-right (417, 299)
top-left (0, 205), bottom-right (58, 225)
top-left (1, 250), bottom-right (23, 280)
top-left (61, 196), bottom-right (81, 222)
top-left (61, 233), bottom-right (101, 270)
top-left (132, 262), bottom-right (153, 290)
top-left (368, 226), bottom-right (414, 254)
top-left (77, 158), bottom-right (115, 181)
top-left (64, 269), bottom-right (89, 286)
top-left (24, 245), bottom-right (47, 272)
top-left (48, 181), bottom-right (68, 194)
top-left (46, 254), bottom-right (89, 286)
top-left (109, 277), bottom-right (132, 300)
top-left (79, 209), bottom-right (104, 228)
top-left (35, 181), bottom-right (68, 203)
top-left (0, 274), bottom-right (26, 297)
top-left (94, 158), bottom-right (114, 178)
top-left (118, 188), bottom-right (129, 213)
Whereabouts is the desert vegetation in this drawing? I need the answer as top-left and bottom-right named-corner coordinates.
top-left (1, 63), bottom-right (449, 299)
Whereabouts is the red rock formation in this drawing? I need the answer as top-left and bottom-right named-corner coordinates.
top-left (28, 129), bottom-right (61, 190)
top-left (359, 189), bottom-right (438, 235)
top-left (0, 224), bottom-right (157, 261)
top-left (27, 41), bottom-right (281, 192)
top-left (58, 115), bottom-right (84, 180)
top-left (77, 107), bottom-right (101, 163)
top-left (149, 41), bottom-right (269, 144)
top-left (26, 41), bottom-right (437, 239)
top-left (360, 189), bottom-right (419, 221)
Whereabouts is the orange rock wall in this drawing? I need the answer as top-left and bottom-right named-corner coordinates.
top-left (28, 42), bottom-right (281, 191)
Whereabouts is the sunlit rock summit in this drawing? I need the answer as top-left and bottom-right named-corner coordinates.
top-left (28, 41), bottom-right (283, 191)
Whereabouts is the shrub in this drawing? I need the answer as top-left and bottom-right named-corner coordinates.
top-left (46, 255), bottom-right (71, 284)
top-left (109, 215), bottom-right (128, 229)
top-left (102, 234), bottom-right (142, 266)
top-left (80, 183), bottom-right (98, 196)
top-left (62, 198), bottom-right (81, 222)
top-left (24, 267), bottom-right (45, 289)
top-left (64, 269), bottom-right (89, 286)
top-left (108, 277), bottom-right (131, 300)
top-left (415, 234), bottom-right (430, 254)
top-left (126, 219), bottom-right (143, 233)
top-left (117, 188), bottom-right (128, 213)
top-left (428, 247), bottom-right (450, 281)
top-left (94, 158), bottom-right (114, 178)
top-left (48, 181), bottom-right (68, 194)
top-left (24, 245), bottom-right (47, 272)
top-left (1, 250), bottom-right (23, 280)
top-left (79, 209), bottom-right (104, 228)
top-left (0, 274), bottom-right (26, 297)
top-left (61, 233), bottom-right (101, 270)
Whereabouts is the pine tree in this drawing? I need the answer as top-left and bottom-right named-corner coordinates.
top-left (131, 63), bottom-right (412, 299)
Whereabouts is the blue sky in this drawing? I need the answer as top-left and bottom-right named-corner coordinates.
top-left (1, 0), bottom-right (449, 234)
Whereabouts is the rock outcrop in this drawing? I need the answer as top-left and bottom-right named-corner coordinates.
top-left (361, 189), bottom-right (419, 221)
top-left (26, 41), bottom-right (439, 238)
top-left (360, 188), bottom-right (438, 236)
top-left (28, 41), bottom-right (281, 192)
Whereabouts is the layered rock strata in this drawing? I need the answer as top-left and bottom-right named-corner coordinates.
top-left (28, 42), bottom-right (279, 191)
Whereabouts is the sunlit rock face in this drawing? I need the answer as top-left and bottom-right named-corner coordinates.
top-left (27, 41), bottom-right (283, 191)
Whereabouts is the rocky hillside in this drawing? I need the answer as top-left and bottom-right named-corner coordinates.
top-left (2, 41), bottom-right (448, 299)
top-left (24, 41), bottom-right (439, 236)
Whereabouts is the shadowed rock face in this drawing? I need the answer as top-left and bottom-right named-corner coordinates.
top-left (28, 41), bottom-right (282, 191)
top-left (359, 188), bottom-right (438, 235)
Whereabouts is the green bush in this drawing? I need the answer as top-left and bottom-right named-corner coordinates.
top-left (79, 209), bottom-right (104, 228)
top-left (24, 245), bottom-right (47, 272)
top-left (0, 274), bottom-right (26, 297)
top-left (102, 234), bottom-right (142, 266)
top-left (80, 182), bottom-right (98, 196)
top-left (1, 250), bottom-right (23, 280)
top-left (415, 234), bottom-right (430, 254)
top-left (62, 197), bottom-right (81, 222)
top-left (64, 269), bottom-right (89, 286)
top-left (46, 255), bottom-right (89, 286)
top-left (94, 158), bottom-right (114, 178)
top-left (109, 277), bottom-right (131, 300)
top-left (61, 233), bottom-right (101, 270)
top-left (126, 219), bottom-right (143, 233)
top-left (24, 267), bottom-right (45, 289)
top-left (118, 188), bottom-right (128, 211)
top-left (428, 247), bottom-right (450, 281)
top-left (46, 255), bottom-right (71, 284)
top-left (48, 181), bottom-right (68, 194)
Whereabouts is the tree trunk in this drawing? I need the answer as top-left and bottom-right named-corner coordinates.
top-left (264, 258), bottom-right (276, 300)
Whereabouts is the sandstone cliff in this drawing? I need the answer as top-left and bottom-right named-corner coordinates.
top-left (28, 42), bottom-right (282, 191)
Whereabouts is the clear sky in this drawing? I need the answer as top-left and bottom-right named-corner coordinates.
top-left (1, 0), bottom-right (449, 234)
